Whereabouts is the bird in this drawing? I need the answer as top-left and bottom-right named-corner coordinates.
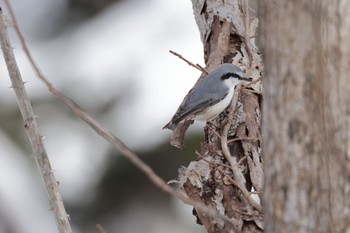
top-left (163, 63), bottom-right (251, 130)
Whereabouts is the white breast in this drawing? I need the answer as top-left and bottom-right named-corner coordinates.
top-left (194, 86), bottom-right (235, 121)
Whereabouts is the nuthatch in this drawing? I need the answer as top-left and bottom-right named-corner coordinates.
top-left (164, 63), bottom-right (250, 130)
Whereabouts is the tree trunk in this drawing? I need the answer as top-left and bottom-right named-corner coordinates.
top-left (259, 1), bottom-right (350, 232)
top-left (178, 1), bottom-right (264, 232)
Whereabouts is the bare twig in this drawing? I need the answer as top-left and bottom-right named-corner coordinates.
top-left (218, 96), bottom-right (262, 213)
top-left (220, 122), bottom-right (238, 170)
top-left (237, 154), bottom-right (248, 166)
top-left (197, 155), bottom-right (262, 215)
top-left (218, 167), bottom-right (262, 212)
top-left (206, 123), bottom-right (222, 139)
top-left (195, 63), bottom-right (207, 73)
top-left (3, 1), bottom-right (239, 228)
top-left (0, 8), bottom-right (72, 233)
top-left (169, 50), bottom-right (208, 74)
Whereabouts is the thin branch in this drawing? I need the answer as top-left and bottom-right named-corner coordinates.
top-left (206, 123), bottom-right (222, 139)
top-left (198, 152), bottom-right (262, 216)
top-left (218, 93), bottom-right (262, 213)
top-left (0, 8), bottom-right (72, 233)
top-left (169, 50), bottom-right (208, 74)
top-left (3, 1), bottom-right (239, 228)
top-left (196, 63), bottom-right (207, 73)
top-left (2, 0), bottom-right (180, 205)
top-left (237, 154), bottom-right (248, 166)
top-left (218, 168), bottom-right (262, 213)
top-left (220, 122), bottom-right (238, 170)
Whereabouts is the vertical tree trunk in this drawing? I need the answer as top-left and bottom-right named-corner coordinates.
top-left (260, 1), bottom-right (350, 232)
top-left (178, 1), bottom-right (264, 232)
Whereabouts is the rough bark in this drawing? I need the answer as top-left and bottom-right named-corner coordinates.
top-left (178, 1), bottom-right (264, 232)
top-left (260, 1), bottom-right (350, 232)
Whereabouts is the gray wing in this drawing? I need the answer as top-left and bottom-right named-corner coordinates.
top-left (169, 98), bottom-right (220, 127)
top-left (163, 76), bottom-right (229, 130)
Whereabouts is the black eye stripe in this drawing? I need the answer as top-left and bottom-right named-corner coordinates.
top-left (220, 72), bottom-right (243, 80)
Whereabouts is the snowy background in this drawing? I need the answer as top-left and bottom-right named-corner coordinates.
top-left (0, 0), bottom-right (207, 232)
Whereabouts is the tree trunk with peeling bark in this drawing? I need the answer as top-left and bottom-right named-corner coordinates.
top-left (177, 1), bottom-right (264, 232)
top-left (260, 1), bottom-right (350, 232)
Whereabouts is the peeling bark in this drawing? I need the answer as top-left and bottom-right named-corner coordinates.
top-left (178, 1), bottom-right (264, 232)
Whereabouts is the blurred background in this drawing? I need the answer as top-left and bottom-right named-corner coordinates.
top-left (0, 0), bottom-right (207, 232)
